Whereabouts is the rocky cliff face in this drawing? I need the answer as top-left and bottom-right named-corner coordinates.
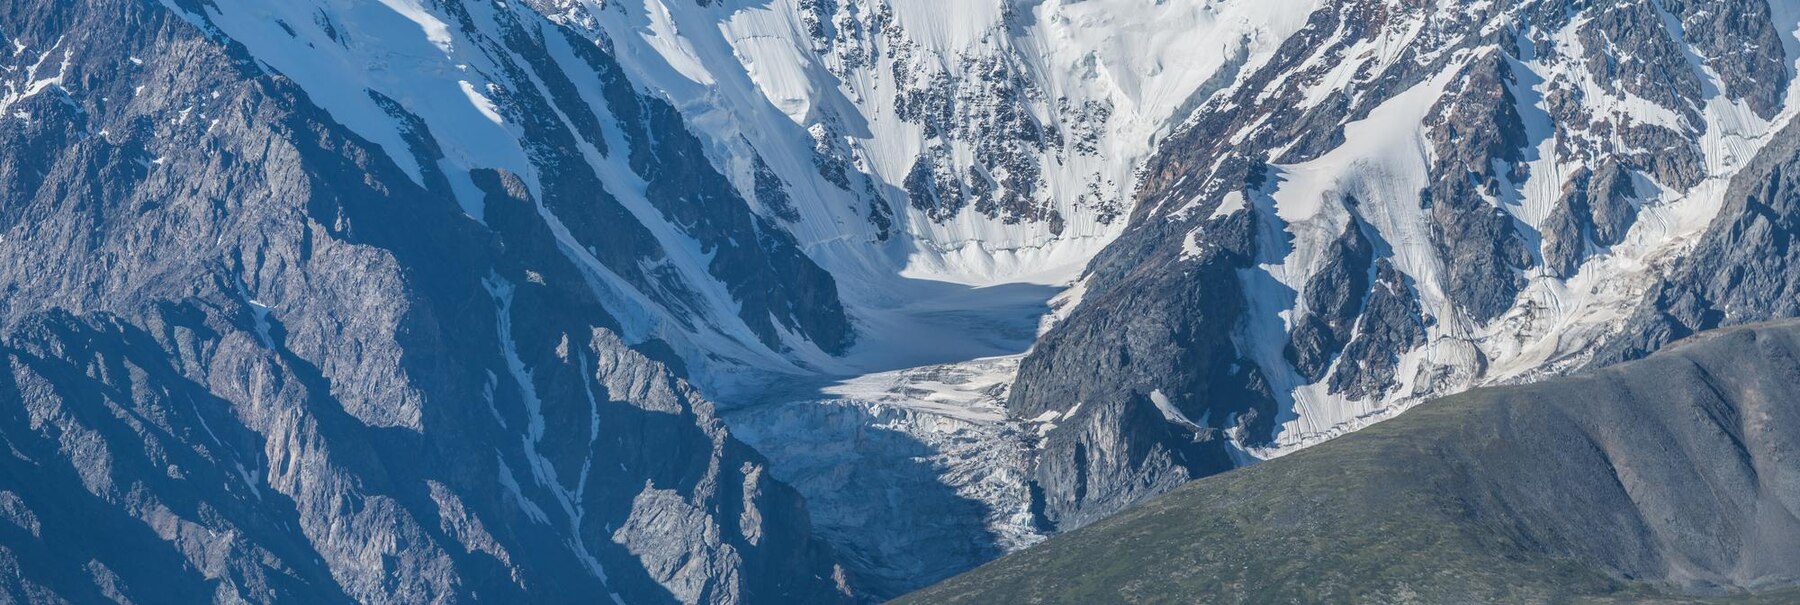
top-left (0, 0), bottom-right (852, 602)
top-left (1012, 0), bottom-right (1800, 529)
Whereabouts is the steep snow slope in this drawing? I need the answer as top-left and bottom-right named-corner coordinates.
top-left (182, 0), bottom-right (860, 392)
top-left (556, 0), bottom-right (1316, 287)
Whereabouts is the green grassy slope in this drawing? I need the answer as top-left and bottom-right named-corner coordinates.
top-left (900, 322), bottom-right (1800, 604)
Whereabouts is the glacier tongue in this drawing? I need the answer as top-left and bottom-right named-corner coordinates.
top-left (724, 355), bottom-right (1041, 599)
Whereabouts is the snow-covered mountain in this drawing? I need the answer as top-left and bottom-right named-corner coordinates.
top-left (1014, 0), bottom-right (1800, 531)
top-left (5, 0), bottom-right (1800, 602)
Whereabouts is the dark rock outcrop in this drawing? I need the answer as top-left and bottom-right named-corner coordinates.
top-left (1010, 185), bottom-right (1272, 531)
top-left (1422, 52), bottom-right (1535, 322)
top-left (1328, 259), bottom-right (1431, 401)
top-left (1663, 0), bottom-right (1791, 120)
top-left (1543, 161), bottom-right (1641, 277)
top-left (1007, 0), bottom-right (1493, 530)
top-left (1285, 217), bottom-right (1375, 382)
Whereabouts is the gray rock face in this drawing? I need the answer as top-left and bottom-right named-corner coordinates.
top-left (0, 0), bottom-right (854, 602)
top-left (885, 7), bottom-right (1060, 229)
top-left (1578, 0), bottom-right (1705, 125)
top-left (1010, 176), bottom-right (1271, 530)
top-left (1558, 1), bottom-right (1713, 192)
top-left (1543, 161), bottom-right (1641, 278)
top-left (1327, 259), bottom-right (1430, 402)
top-left (1662, 0), bottom-right (1792, 120)
top-left (1422, 53), bottom-right (1536, 323)
top-left (1284, 217), bottom-right (1374, 382)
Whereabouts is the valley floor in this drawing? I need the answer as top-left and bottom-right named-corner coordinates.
top-left (714, 276), bottom-right (1074, 597)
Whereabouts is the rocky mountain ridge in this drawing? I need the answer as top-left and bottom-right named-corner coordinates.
top-left (0, 0), bottom-right (855, 601)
